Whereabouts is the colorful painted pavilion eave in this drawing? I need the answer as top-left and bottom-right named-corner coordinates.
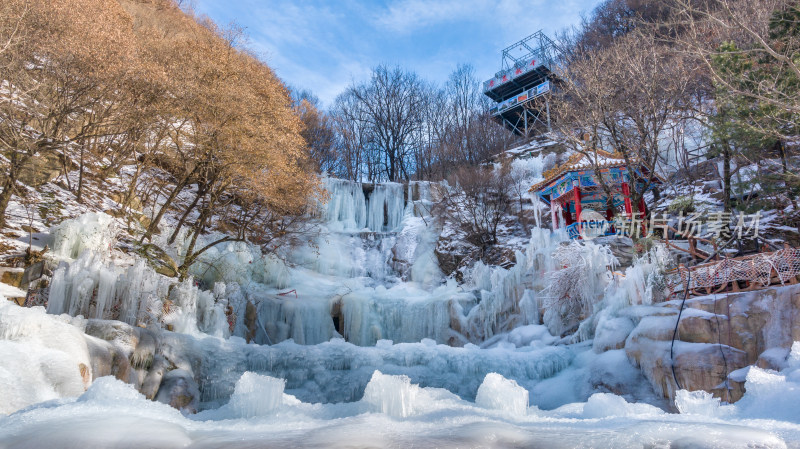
top-left (529, 151), bottom-right (663, 206)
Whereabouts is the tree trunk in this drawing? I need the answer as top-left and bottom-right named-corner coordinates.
top-left (722, 141), bottom-right (732, 213)
top-left (0, 174), bottom-right (17, 229)
top-left (776, 140), bottom-right (797, 211)
top-left (61, 147), bottom-right (72, 191)
top-left (77, 145), bottom-right (85, 203)
top-left (177, 193), bottom-right (218, 281)
top-left (140, 173), bottom-right (193, 243)
top-left (0, 153), bottom-right (29, 228)
top-left (168, 183), bottom-right (208, 245)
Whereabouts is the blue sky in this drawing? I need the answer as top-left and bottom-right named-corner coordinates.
top-left (193, 0), bottom-right (603, 108)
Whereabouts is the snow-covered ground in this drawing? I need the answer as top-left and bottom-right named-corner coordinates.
top-left (4, 296), bottom-right (800, 447)
top-left (3, 305), bottom-right (800, 448)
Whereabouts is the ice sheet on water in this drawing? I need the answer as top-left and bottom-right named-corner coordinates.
top-left (581, 393), bottom-right (664, 419)
top-left (181, 333), bottom-right (574, 406)
top-left (2, 301), bottom-right (799, 447)
top-left (78, 376), bottom-right (143, 404)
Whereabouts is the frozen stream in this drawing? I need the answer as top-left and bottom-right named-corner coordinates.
top-left (3, 298), bottom-right (800, 448)
top-left (3, 170), bottom-right (800, 447)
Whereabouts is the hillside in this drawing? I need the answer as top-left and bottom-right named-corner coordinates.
top-left (3, 0), bottom-right (800, 447)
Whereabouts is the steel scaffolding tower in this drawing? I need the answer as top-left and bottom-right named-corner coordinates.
top-left (483, 31), bottom-right (560, 136)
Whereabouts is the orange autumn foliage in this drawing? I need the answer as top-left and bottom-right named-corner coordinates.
top-left (0, 0), bottom-right (320, 242)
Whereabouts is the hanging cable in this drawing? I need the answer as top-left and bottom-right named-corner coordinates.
top-left (712, 288), bottom-right (732, 403)
top-left (670, 233), bottom-right (738, 391)
top-left (670, 266), bottom-right (690, 391)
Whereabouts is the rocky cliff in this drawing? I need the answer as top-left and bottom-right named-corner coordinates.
top-left (622, 283), bottom-right (800, 405)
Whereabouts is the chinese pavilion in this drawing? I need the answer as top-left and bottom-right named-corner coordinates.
top-left (529, 150), bottom-right (662, 239)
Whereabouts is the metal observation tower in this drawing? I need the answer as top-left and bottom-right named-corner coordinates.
top-left (483, 31), bottom-right (560, 136)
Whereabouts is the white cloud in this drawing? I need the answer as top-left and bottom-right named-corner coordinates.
top-left (195, 0), bottom-right (602, 106)
top-left (374, 0), bottom-right (572, 37)
top-left (375, 0), bottom-right (485, 33)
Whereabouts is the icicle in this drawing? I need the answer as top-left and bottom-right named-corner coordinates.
top-left (46, 265), bottom-right (68, 315)
top-left (94, 266), bottom-right (118, 319)
top-left (323, 177), bottom-right (367, 231)
top-left (366, 183), bottom-right (404, 232)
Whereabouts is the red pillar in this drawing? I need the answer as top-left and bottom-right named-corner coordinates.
top-left (563, 204), bottom-right (573, 225)
top-left (573, 186), bottom-right (582, 223)
top-left (622, 182), bottom-right (633, 218)
top-left (639, 196), bottom-right (648, 235)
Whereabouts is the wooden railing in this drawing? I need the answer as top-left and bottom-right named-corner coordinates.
top-left (660, 225), bottom-right (718, 261)
top-left (666, 246), bottom-right (800, 298)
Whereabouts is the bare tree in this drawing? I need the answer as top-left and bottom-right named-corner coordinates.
top-left (435, 164), bottom-right (513, 248)
top-left (329, 90), bottom-right (369, 181)
top-left (550, 30), bottom-right (696, 213)
top-left (667, 0), bottom-right (799, 188)
top-left (332, 65), bottom-right (427, 182)
top-left (0, 0), bottom-right (136, 227)
top-left (294, 97), bottom-right (336, 175)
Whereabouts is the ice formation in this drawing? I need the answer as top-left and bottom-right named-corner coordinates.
top-left (0, 300), bottom-right (90, 414)
top-left (32, 176), bottom-right (673, 356)
top-left (225, 372), bottom-right (286, 418)
top-left (41, 172), bottom-right (574, 349)
top-left (674, 389), bottom-right (724, 416)
top-left (50, 212), bottom-right (116, 260)
top-left (363, 371), bottom-right (420, 418)
top-left (0, 330), bottom-right (797, 448)
top-left (476, 373), bottom-right (529, 415)
top-left (4, 281), bottom-right (800, 445)
top-left (6, 172), bottom-right (800, 446)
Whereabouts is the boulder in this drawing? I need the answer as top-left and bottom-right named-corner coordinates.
top-left (84, 335), bottom-right (114, 380)
top-left (624, 283), bottom-right (800, 404)
top-left (593, 236), bottom-right (635, 268)
top-left (7, 152), bottom-right (63, 187)
top-left (78, 363), bottom-right (91, 388)
top-left (155, 369), bottom-right (200, 414)
top-left (131, 327), bottom-right (158, 370)
top-left (1, 269), bottom-right (24, 288)
top-left (756, 347), bottom-right (790, 371)
top-left (83, 331), bottom-right (134, 383)
top-left (84, 319), bottom-right (139, 352)
top-left (626, 337), bottom-right (748, 403)
top-left (244, 301), bottom-right (257, 343)
top-left (140, 355), bottom-right (168, 400)
top-left (434, 239), bottom-right (476, 280)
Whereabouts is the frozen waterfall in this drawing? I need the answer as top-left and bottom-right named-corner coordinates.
top-left (40, 174), bottom-right (570, 349)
